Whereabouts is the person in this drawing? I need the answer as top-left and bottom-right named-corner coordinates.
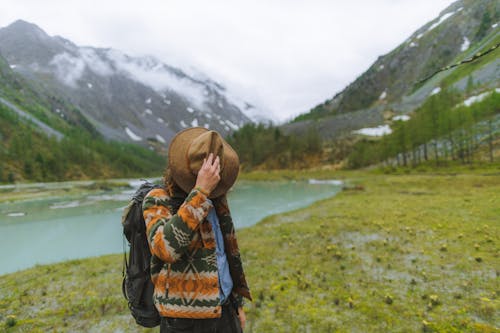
top-left (142, 127), bottom-right (252, 333)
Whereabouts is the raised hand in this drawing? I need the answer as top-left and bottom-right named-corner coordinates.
top-left (194, 153), bottom-right (221, 196)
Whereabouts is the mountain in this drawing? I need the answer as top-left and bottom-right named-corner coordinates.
top-left (0, 20), bottom-right (255, 146)
top-left (0, 51), bottom-right (166, 182)
top-left (287, 0), bottom-right (499, 139)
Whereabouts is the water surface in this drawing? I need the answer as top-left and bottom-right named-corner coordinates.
top-left (0, 179), bottom-right (341, 275)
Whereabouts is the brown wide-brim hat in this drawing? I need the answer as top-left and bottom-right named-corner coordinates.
top-left (168, 127), bottom-right (239, 198)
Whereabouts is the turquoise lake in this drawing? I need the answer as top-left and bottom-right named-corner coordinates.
top-left (0, 179), bottom-right (342, 275)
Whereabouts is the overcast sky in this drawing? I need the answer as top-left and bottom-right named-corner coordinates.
top-left (0, 0), bottom-right (455, 121)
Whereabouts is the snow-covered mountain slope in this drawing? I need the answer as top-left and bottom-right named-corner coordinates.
top-left (0, 20), bottom-right (256, 144)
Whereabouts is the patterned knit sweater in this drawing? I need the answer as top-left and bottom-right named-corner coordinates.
top-left (142, 187), bottom-right (252, 319)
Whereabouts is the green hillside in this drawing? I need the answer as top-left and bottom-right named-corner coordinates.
top-left (0, 54), bottom-right (164, 183)
top-left (294, 0), bottom-right (500, 123)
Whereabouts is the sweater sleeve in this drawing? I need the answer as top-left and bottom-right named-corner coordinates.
top-left (142, 187), bottom-right (212, 264)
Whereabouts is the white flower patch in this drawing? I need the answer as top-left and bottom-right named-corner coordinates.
top-left (125, 127), bottom-right (142, 141)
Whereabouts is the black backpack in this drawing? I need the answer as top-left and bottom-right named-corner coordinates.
top-left (121, 181), bottom-right (162, 328)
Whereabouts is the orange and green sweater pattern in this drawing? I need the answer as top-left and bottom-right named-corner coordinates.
top-left (142, 187), bottom-right (251, 319)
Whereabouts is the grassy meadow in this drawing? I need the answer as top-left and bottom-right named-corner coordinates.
top-left (0, 167), bottom-right (499, 332)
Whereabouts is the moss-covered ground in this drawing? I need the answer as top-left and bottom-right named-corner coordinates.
top-left (1, 168), bottom-right (499, 332)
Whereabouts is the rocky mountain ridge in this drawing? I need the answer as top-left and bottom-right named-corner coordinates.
top-left (288, 0), bottom-right (499, 139)
top-left (0, 20), bottom-right (256, 146)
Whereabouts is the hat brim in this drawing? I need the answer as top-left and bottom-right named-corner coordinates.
top-left (168, 127), bottom-right (239, 198)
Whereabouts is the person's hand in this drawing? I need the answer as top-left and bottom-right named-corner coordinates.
top-left (238, 307), bottom-right (246, 331)
top-left (194, 153), bottom-right (220, 196)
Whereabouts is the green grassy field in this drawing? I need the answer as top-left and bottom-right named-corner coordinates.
top-left (1, 168), bottom-right (499, 332)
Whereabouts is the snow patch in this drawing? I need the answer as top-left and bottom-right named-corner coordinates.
top-left (144, 109), bottom-right (153, 115)
top-left (354, 125), bottom-right (392, 137)
top-left (180, 120), bottom-right (187, 128)
top-left (205, 113), bottom-right (212, 119)
top-left (225, 120), bottom-right (239, 130)
top-left (463, 91), bottom-right (492, 107)
top-left (378, 64), bottom-right (384, 70)
top-left (217, 101), bottom-right (224, 108)
top-left (155, 134), bottom-right (166, 144)
top-left (224, 126), bottom-right (230, 131)
top-left (157, 118), bottom-right (164, 123)
top-left (87, 82), bottom-right (93, 88)
top-left (492, 23), bottom-right (498, 29)
top-left (125, 127), bottom-right (142, 141)
top-left (416, 33), bottom-right (424, 39)
top-left (9, 64), bottom-right (17, 69)
top-left (145, 98), bottom-right (152, 104)
top-left (430, 87), bottom-right (441, 96)
top-left (460, 37), bottom-right (470, 52)
top-left (409, 42), bottom-right (418, 48)
top-left (186, 107), bottom-right (194, 113)
top-left (191, 118), bottom-right (199, 127)
top-left (164, 99), bottom-right (171, 105)
top-left (379, 90), bottom-right (387, 100)
top-left (393, 115), bottom-right (410, 122)
top-left (427, 11), bottom-right (455, 32)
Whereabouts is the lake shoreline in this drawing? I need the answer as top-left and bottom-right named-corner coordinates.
top-left (1, 167), bottom-right (499, 332)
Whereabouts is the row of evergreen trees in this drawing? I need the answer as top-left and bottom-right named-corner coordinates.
top-left (227, 123), bottom-right (322, 170)
top-left (0, 103), bottom-right (165, 183)
top-left (348, 90), bottom-right (500, 168)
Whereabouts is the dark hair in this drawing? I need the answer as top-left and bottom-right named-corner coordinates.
top-left (163, 167), bottom-right (186, 197)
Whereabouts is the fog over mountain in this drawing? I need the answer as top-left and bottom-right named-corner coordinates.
top-left (0, 20), bottom-right (257, 144)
